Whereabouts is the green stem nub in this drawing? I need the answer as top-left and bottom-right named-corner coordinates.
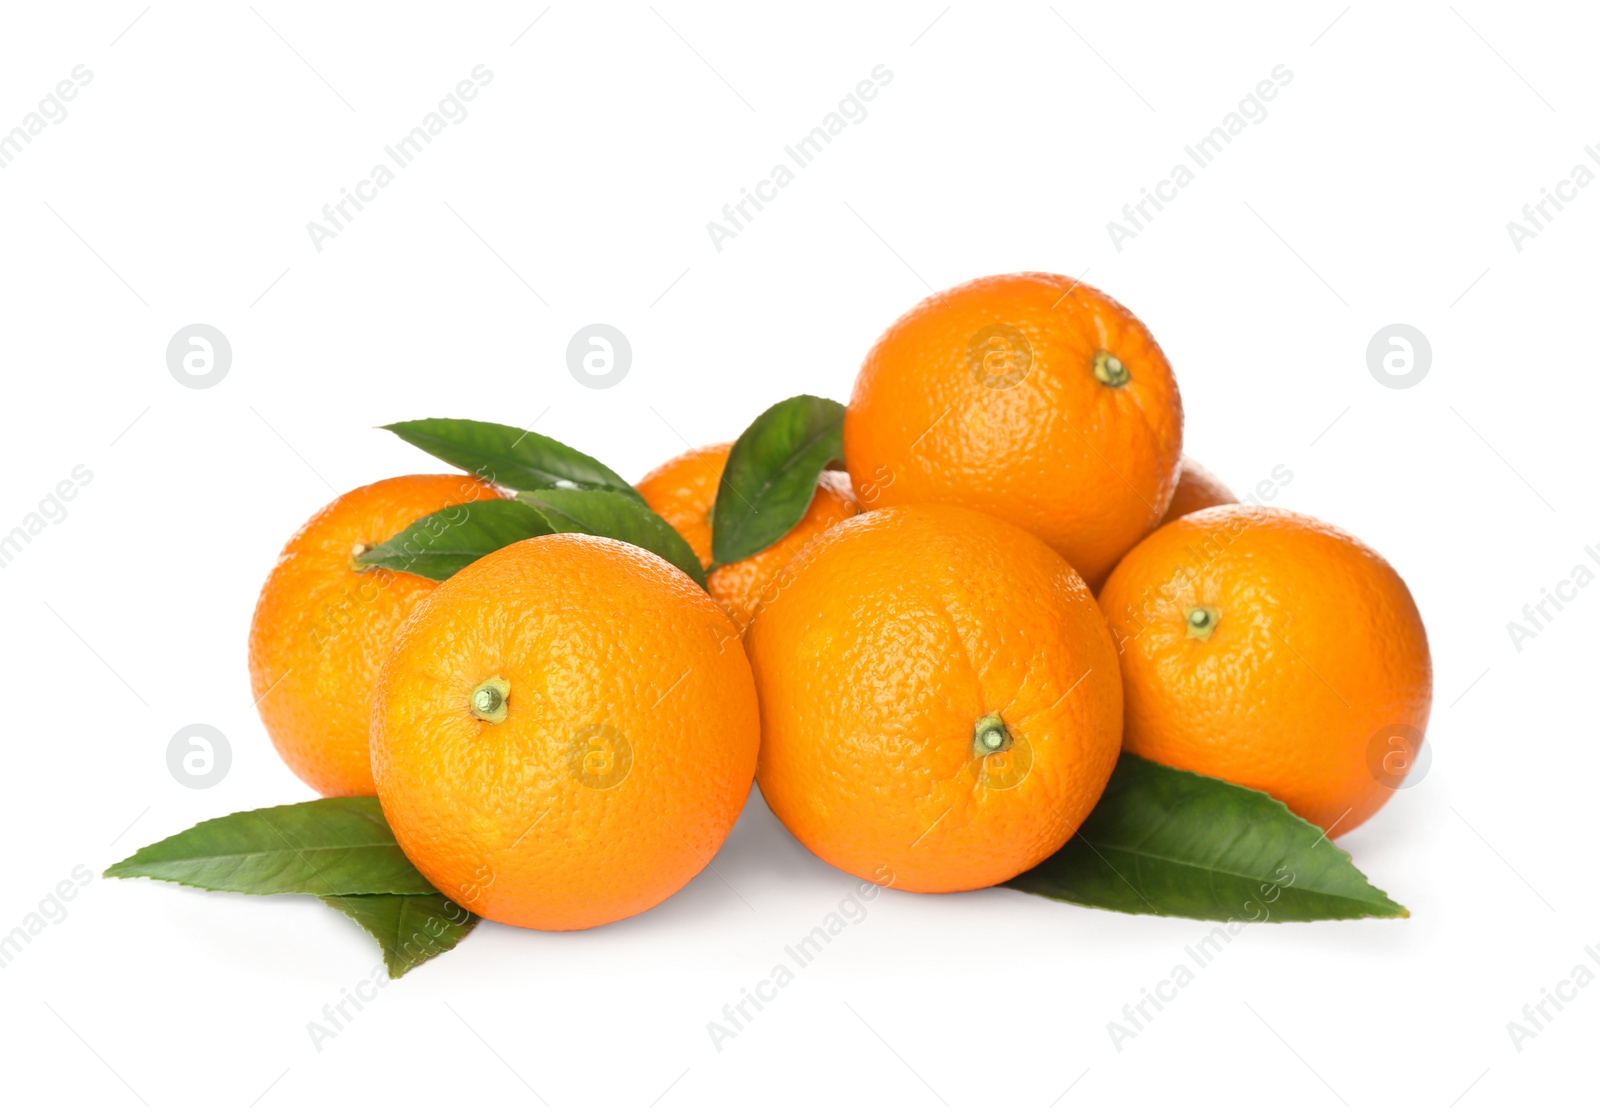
top-left (470, 675), bottom-right (510, 723)
top-left (1093, 351), bottom-right (1131, 387)
top-left (1186, 607), bottom-right (1219, 641)
top-left (973, 713), bottom-right (1012, 757)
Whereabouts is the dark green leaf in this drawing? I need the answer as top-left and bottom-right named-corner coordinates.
top-left (517, 488), bottom-right (708, 588)
top-left (383, 417), bottom-right (641, 500)
top-left (356, 499), bottom-right (554, 581)
top-left (319, 893), bottom-right (479, 978)
top-left (104, 798), bottom-right (435, 897)
top-left (711, 395), bottom-right (845, 567)
top-left (1004, 755), bottom-right (1408, 922)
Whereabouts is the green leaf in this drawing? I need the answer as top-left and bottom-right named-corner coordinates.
top-left (383, 417), bottom-right (641, 500)
top-left (319, 893), bottom-right (479, 978)
top-left (712, 395), bottom-right (846, 567)
top-left (1004, 755), bottom-right (1408, 922)
top-left (356, 499), bottom-right (554, 581)
top-left (104, 798), bottom-right (435, 897)
top-left (517, 488), bottom-right (708, 589)
top-left (105, 801), bottom-right (476, 979)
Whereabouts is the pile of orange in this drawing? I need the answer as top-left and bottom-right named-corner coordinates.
top-left (249, 272), bottom-right (1431, 929)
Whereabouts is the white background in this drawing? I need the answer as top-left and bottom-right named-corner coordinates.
top-left (0, 2), bottom-right (1593, 1110)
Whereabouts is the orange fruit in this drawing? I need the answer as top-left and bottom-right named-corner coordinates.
top-left (249, 473), bottom-right (501, 797)
top-left (371, 534), bottom-right (760, 930)
top-left (636, 442), bottom-right (858, 632)
top-left (745, 504), bottom-right (1123, 893)
top-left (844, 272), bottom-right (1183, 588)
top-left (1159, 455), bottom-right (1236, 525)
top-left (1097, 505), bottom-right (1432, 833)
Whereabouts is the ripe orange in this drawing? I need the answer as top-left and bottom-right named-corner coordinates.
top-left (844, 272), bottom-right (1183, 588)
top-left (1159, 455), bottom-right (1236, 526)
top-left (370, 534), bottom-right (760, 930)
top-left (636, 442), bottom-right (858, 632)
top-left (745, 504), bottom-right (1123, 893)
top-left (1097, 505), bottom-right (1432, 833)
top-left (249, 473), bottom-right (501, 797)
